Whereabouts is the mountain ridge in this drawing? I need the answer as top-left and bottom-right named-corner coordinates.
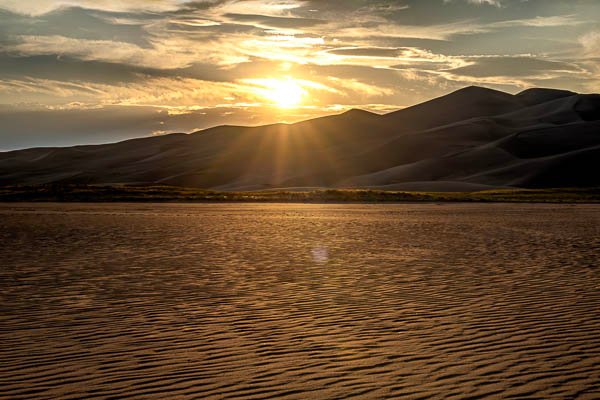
top-left (1, 86), bottom-right (599, 191)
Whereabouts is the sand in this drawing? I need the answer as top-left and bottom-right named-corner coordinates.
top-left (0, 203), bottom-right (599, 399)
top-left (1, 87), bottom-right (599, 190)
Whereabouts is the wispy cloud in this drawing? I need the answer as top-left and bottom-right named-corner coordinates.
top-left (490, 14), bottom-right (586, 28)
top-left (0, 0), bottom-right (599, 148)
top-left (580, 31), bottom-right (600, 56)
top-left (445, 0), bottom-right (502, 7)
top-left (0, 0), bottom-right (184, 15)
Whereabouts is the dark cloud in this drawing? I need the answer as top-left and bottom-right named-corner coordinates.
top-left (296, 0), bottom-right (585, 26)
top-left (165, 21), bottom-right (261, 35)
top-left (0, 53), bottom-right (166, 84)
top-left (180, 1), bottom-right (229, 11)
top-left (0, 7), bottom-right (151, 48)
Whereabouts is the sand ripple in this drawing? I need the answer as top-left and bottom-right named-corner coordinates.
top-left (1, 203), bottom-right (599, 399)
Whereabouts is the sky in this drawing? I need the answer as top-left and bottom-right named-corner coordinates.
top-left (0, 0), bottom-right (599, 150)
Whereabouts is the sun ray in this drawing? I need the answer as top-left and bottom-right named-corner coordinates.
top-left (246, 78), bottom-right (307, 108)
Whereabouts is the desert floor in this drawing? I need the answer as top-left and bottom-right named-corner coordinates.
top-left (1, 203), bottom-right (599, 399)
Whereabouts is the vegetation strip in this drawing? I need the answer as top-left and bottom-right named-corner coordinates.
top-left (1, 185), bottom-right (599, 203)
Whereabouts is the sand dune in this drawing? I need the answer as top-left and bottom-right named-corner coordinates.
top-left (1, 86), bottom-right (599, 190)
top-left (1, 203), bottom-right (599, 399)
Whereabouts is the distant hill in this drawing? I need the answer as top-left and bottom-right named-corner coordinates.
top-left (1, 86), bottom-right (599, 191)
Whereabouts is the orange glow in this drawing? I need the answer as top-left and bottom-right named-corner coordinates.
top-left (248, 78), bottom-right (307, 108)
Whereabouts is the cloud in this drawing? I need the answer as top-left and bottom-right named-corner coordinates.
top-left (12, 36), bottom-right (180, 68)
top-left (490, 14), bottom-right (585, 28)
top-left (326, 77), bottom-right (394, 97)
top-left (467, 0), bottom-right (501, 6)
top-left (223, 13), bottom-right (325, 29)
top-left (209, 0), bottom-right (304, 17)
top-left (448, 56), bottom-right (583, 78)
top-left (328, 47), bottom-right (410, 58)
top-left (324, 20), bottom-right (488, 41)
top-left (1, 0), bottom-right (599, 149)
top-left (580, 31), bottom-right (600, 56)
top-left (0, 0), bottom-right (183, 15)
top-left (0, 7), bottom-right (151, 46)
top-left (445, 0), bottom-right (502, 7)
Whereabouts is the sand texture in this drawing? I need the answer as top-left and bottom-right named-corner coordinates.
top-left (1, 203), bottom-right (599, 399)
top-left (1, 87), bottom-right (599, 190)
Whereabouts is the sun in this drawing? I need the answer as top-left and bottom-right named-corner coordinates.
top-left (260, 78), bottom-right (306, 108)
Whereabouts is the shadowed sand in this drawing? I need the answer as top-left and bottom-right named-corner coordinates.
top-left (1, 86), bottom-right (599, 190)
top-left (1, 203), bottom-right (599, 399)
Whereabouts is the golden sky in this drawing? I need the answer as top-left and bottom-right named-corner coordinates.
top-left (0, 0), bottom-right (599, 149)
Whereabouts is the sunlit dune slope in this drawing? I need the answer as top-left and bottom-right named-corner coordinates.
top-left (1, 86), bottom-right (599, 191)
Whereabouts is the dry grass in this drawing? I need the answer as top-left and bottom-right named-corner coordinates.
top-left (1, 184), bottom-right (599, 203)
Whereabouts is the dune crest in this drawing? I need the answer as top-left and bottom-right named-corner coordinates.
top-left (1, 86), bottom-right (599, 191)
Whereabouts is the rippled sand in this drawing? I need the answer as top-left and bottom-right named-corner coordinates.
top-left (1, 203), bottom-right (599, 399)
